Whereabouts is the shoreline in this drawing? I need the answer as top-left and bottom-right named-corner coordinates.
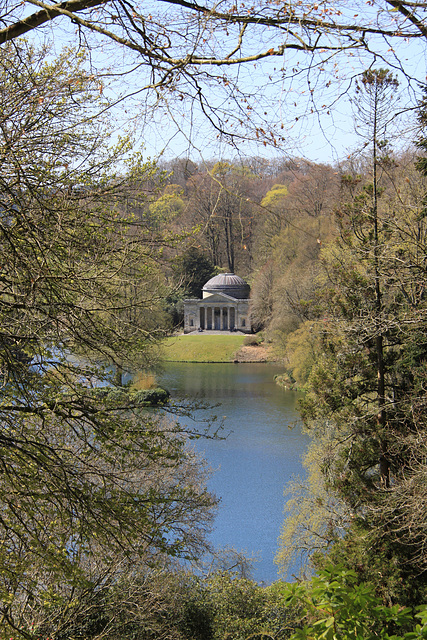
top-left (161, 333), bottom-right (281, 364)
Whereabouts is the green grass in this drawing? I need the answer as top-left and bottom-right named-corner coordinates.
top-left (161, 334), bottom-right (246, 362)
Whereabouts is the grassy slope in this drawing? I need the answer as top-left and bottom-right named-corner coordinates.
top-left (161, 334), bottom-right (246, 362)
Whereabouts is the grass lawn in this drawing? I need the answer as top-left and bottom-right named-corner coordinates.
top-left (161, 334), bottom-right (246, 362)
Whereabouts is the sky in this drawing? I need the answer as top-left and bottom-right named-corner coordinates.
top-left (30, 0), bottom-right (427, 166)
top-left (122, 42), bottom-right (425, 165)
top-left (114, 0), bottom-right (427, 165)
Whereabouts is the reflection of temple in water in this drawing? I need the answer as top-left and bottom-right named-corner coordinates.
top-left (183, 273), bottom-right (251, 334)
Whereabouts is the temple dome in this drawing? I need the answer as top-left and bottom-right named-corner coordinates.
top-left (202, 273), bottom-right (250, 299)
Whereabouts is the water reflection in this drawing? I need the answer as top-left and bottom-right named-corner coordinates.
top-left (158, 363), bottom-right (309, 584)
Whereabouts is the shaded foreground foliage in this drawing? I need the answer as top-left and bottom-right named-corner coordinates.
top-left (35, 569), bottom-right (297, 640)
top-left (0, 42), bottom-right (218, 637)
top-left (26, 563), bottom-right (427, 640)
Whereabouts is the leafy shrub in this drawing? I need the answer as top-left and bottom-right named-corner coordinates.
top-left (283, 564), bottom-right (427, 640)
top-left (132, 387), bottom-right (170, 406)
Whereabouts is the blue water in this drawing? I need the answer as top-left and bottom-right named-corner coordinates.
top-left (158, 363), bottom-right (309, 584)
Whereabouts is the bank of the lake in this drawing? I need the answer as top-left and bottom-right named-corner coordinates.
top-left (161, 333), bottom-right (275, 363)
top-left (158, 362), bottom-right (309, 584)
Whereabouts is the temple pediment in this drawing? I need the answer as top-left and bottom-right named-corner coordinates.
top-left (201, 292), bottom-right (243, 303)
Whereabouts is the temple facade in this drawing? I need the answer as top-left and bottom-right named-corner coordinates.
top-left (183, 273), bottom-right (251, 334)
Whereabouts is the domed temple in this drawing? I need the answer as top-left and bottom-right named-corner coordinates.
top-left (183, 273), bottom-right (251, 333)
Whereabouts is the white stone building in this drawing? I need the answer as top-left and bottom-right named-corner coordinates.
top-left (183, 273), bottom-right (251, 334)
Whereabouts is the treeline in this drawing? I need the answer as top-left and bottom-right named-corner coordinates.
top-left (141, 156), bottom-right (339, 330)
top-left (151, 148), bottom-right (424, 353)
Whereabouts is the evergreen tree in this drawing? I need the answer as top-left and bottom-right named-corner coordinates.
top-left (278, 74), bottom-right (427, 604)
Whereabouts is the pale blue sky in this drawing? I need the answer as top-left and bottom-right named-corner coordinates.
top-left (35, 0), bottom-right (427, 166)
top-left (123, 38), bottom-right (425, 165)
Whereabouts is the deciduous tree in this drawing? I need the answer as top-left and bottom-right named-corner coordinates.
top-left (0, 42), bottom-right (217, 638)
top-left (186, 162), bottom-right (259, 273)
top-left (1, 1), bottom-right (425, 157)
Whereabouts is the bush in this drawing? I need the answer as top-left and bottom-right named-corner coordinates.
top-left (132, 387), bottom-right (170, 406)
top-left (282, 564), bottom-right (427, 640)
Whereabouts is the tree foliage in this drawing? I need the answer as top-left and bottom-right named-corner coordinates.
top-left (173, 246), bottom-right (217, 298)
top-left (277, 78), bottom-right (427, 603)
top-left (0, 42), bottom-right (218, 637)
top-left (184, 162), bottom-right (260, 274)
top-left (284, 564), bottom-right (427, 640)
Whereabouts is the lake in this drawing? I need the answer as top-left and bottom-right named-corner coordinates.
top-left (158, 362), bottom-right (310, 584)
